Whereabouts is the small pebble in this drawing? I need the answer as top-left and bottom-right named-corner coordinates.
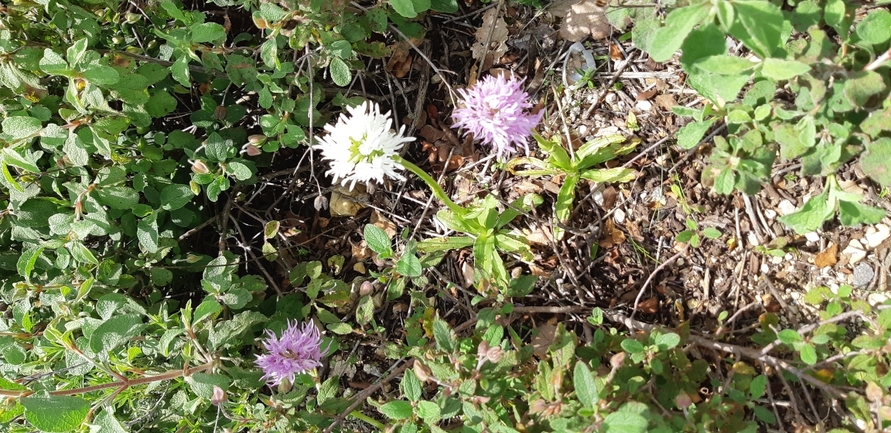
top-left (864, 224), bottom-right (890, 249)
top-left (777, 200), bottom-right (797, 216)
top-left (842, 239), bottom-right (867, 264)
top-left (852, 262), bottom-right (874, 289)
top-left (763, 209), bottom-right (777, 220)
top-left (867, 292), bottom-right (889, 306)
top-left (805, 232), bottom-right (820, 243)
top-left (614, 208), bottom-right (626, 224)
top-left (635, 100), bottom-right (652, 111)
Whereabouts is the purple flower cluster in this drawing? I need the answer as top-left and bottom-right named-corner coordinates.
top-left (255, 320), bottom-right (326, 387)
top-left (451, 74), bottom-right (543, 159)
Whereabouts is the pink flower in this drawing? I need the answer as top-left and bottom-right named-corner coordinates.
top-left (255, 320), bottom-right (326, 387)
top-left (451, 75), bottom-right (543, 159)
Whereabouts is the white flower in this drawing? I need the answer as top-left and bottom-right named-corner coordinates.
top-left (313, 101), bottom-right (414, 189)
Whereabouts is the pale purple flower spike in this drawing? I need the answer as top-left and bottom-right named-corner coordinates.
top-left (451, 75), bottom-right (543, 159)
top-left (255, 320), bottom-right (326, 387)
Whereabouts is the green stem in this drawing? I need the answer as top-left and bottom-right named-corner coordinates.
top-left (349, 410), bottom-right (386, 430)
top-left (394, 156), bottom-right (467, 216)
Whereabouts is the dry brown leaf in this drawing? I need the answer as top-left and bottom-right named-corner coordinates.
top-left (386, 41), bottom-right (413, 78)
top-left (638, 297), bottom-right (659, 314)
top-left (814, 243), bottom-right (838, 268)
top-left (599, 218), bottom-right (626, 248)
top-left (370, 210), bottom-right (397, 239)
top-left (551, 0), bottom-right (609, 42)
top-left (531, 323), bottom-right (558, 357)
top-left (472, 8), bottom-right (509, 62)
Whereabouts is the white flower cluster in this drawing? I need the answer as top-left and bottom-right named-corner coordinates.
top-left (313, 101), bottom-right (414, 189)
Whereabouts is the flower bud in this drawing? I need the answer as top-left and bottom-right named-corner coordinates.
top-left (191, 160), bottom-right (210, 174)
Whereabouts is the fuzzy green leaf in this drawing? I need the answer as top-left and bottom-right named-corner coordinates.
top-left (21, 396), bottom-right (90, 432)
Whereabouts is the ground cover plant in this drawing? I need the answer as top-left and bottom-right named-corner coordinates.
top-left (1, 0), bottom-right (890, 432)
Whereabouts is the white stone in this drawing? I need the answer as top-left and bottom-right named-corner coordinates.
top-left (842, 239), bottom-right (867, 264)
top-left (867, 292), bottom-right (889, 306)
top-left (635, 100), bottom-right (653, 111)
top-left (764, 209), bottom-right (777, 220)
top-left (777, 200), bottom-right (797, 216)
top-left (805, 232), bottom-right (821, 243)
top-left (614, 208), bottom-right (626, 224)
top-left (864, 224), bottom-right (890, 249)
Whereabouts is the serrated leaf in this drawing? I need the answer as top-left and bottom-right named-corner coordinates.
top-left (778, 192), bottom-right (834, 234)
top-left (402, 369), bottom-right (422, 402)
top-left (676, 119), bottom-right (715, 149)
top-left (761, 58), bottom-right (810, 81)
top-left (647, 4), bottom-right (710, 62)
top-left (860, 138), bottom-right (891, 187)
top-left (379, 400), bottom-right (413, 420)
top-left (329, 57), bottom-right (351, 86)
top-left (574, 361), bottom-right (598, 407)
top-left (364, 224), bottom-right (392, 255)
top-left (603, 410), bottom-right (648, 433)
top-left (855, 9), bottom-right (891, 45)
top-left (838, 201), bottom-right (885, 226)
top-left (416, 400), bottom-right (441, 422)
top-left (21, 396), bottom-right (90, 432)
top-left (844, 71), bottom-right (885, 107)
top-left (89, 314), bottom-right (144, 353)
top-left (433, 315), bottom-right (454, 352)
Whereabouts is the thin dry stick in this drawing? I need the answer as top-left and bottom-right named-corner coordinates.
top-left (629, 246), bottom-right (687, 322)
top-left (323, 359), bottom-right (414, 433)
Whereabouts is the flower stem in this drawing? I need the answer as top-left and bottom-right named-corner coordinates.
top-left (349, 410), bottom-right (385, 430)
top-left (394, 156), bottom-right (467, 216)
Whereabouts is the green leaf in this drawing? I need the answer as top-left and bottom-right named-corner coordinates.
top-left (433, 315), bottom-right (455, 352)
top-left (573, 361), bottom-right (598, 408)
top-left (647, 4), bottom-right (711, 62)
top-left (171, 56), bottom-right (190, 87)
top-left (676, 119), bottom-right (715, 149)
top-left (838, 201), bottom-right (885, 226)
top-left (364, 224), bottom-right (392, 256)
top-left (68, 242), bottom-right (99, 265)
top-left (2, 116), bottom-right (43, 140)
top-left (205, 132), bottom-right (233, 162)
top-left (39, 48), bottom-right (71, 76)
top-left (260, 39), bottom-right (279, 69)
top-left (95, 186), bottom-right (140, 210)
top-left (190, 22), bottom-right (226, 43)
top-left (379, 400), bottom-right (413, 420)
top-left (2, 148), bottom-right (40, 173)
top-left (861, 138), bottom-right (891, 186)
top-left (402, 369), bottom-right (422, 402)
top-left (855, 9), bottom-right (891, 46)
top-left (137, 213), bottom-right (160, 253)
top-left (603, 410), bottom-right (648, 433)
top-left (777, 329), bottom-right (802, 345)
top-left (752, 405), bottom-right (777, 424)
top-left (194, 298), bottom-right (223, 324)
top-left (1, 162), bottom-right (22, 192)
top-left (89, 314), bottom-right (144, 353)
top-left (83, 65), bottom-right (120, 86)
top-left (226, 160), bottom-right (253, 181)
top-left (620, 338), bottom-right (645, 354)
top-left (702, 227), bottom-right (722, 239)
top-left (728, 0), bottom-right (785, 58)
top-left (416, 400), bottom-right (441, 422)
top-left (778, 192), bottom-right (834, 234)
top-left (761, 58), bottom-right (810, 81)
top-left (21, 396), bottom-right (90, 432)
top-left (329, 57), bottom-right (352, 87)
top-left (430, 0), bottom-right (457, 13)
top-left (160, 184), bottom-right (196, 211)
top-left (750, 374), bottom-right (767, 399)
top-left (654, 333), bottom-right (680, 350)
top-left (94, 409), bottom-right (128, 433)
top-left (694, 55), bottom-right (756, 75)
top-left (845, 71), bottom-right (885, 107)
top-left (396, 250), bottom-right (422, 278)
top-left (151, 267), bottom-right (174, 286)
top-left (146, 91), bottom-right (178, 117)
top-left (799, 343), bottom-right (818, 365)
top-left (555, 174), bottom-right (580, 226)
